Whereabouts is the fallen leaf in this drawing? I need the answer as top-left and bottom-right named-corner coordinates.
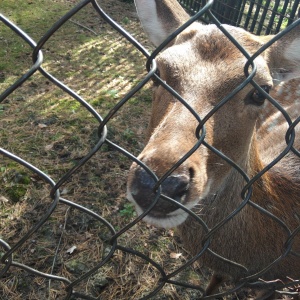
top-left (60, 188), bottom-right (69, 195)
top-left (0, 196), bottom-right (9, 203)
top-left (168, 230), bottom-right (174, 237)
top-left (66, 245), bottom-right (77, 254)
top-left (85, 232), bottom-right (93, 239)
top-left (170, 252), bottom-right (182, 259)
top-left (45, 143), bottom-right (54, 151)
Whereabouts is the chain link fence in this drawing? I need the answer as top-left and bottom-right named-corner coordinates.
top-left (179, 0), bottom-right (300, 34)
top-left (1, 0), bottom-right (300, 299)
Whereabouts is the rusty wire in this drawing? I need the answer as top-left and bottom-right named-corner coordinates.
top-left (0, 0), bottom-right (300, 299)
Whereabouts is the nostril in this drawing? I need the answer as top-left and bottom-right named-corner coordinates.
top-left (128, 166), bottom-right (192, 214)
top-left (130, 168), bottom-right (156, 196)
top-left (161, 174), bottom-right (190, 203)
top-left (189, 167), bottom-right (195, 181)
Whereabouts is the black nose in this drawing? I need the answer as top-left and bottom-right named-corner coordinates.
top-left (130, 167), bottom-right (190, 214)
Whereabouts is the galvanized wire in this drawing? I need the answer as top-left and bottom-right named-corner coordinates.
top-left (0, 0), bottom-right (299, 299)
top-left (180, 0), bottom-right (300, 34)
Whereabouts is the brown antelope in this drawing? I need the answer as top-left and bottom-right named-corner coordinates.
top-left (127, 0), bottom-right (300, 297)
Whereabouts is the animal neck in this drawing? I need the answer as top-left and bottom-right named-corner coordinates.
top-left (209, 133), bottom-right (298, 224)
top-left (246, 137), bottom-right (276, 206)
top-left (204, 135), bottom-right (274, 216)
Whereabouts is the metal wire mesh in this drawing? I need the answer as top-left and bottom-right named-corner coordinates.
top-left (179, 0), bottom-right (300, 34)
top-left (0, 0), bottom-right (300, 299)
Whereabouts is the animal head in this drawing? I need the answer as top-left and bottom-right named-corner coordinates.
top-left (127, 0), bottom-right (300, 228)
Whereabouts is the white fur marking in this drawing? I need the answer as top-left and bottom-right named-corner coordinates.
top-left (127, 179), bottom-right (212, 229)
top-left (283, 38), bottom-right (300, 79)
top-left (284, 38), bottom-right (300, 62)
top-left (135, 0), bottom-right (168, 46)
top-left (276, 82), bottom-right (285, 96)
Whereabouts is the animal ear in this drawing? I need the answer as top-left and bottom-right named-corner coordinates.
top-left (134, 0), bottom-right (190, 47)
top-left (267, 24), bottom-right (300, 82)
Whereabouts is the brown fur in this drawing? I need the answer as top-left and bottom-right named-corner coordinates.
top-left (178, 144), bottom-right (300, 282)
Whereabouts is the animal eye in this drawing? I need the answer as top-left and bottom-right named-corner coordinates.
top-left (248, 85), bottom-right (271, 106)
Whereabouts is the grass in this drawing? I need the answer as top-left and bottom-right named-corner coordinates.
top-left (0, 1), bottom-right (207, 299)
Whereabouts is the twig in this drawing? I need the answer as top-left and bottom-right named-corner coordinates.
top-left (48, 206), bottom-right (71, 300)
top-left (69, 19), bottom-right (98, 35)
